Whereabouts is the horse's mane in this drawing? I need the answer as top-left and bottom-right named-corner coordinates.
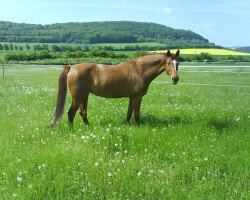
top-left (135, 53), bottom-right (166, 68)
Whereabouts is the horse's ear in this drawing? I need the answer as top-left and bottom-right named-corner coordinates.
top-left (166, 50), bottom-right (171, 57)
top-left (175, 49), bottom-right (180, 57)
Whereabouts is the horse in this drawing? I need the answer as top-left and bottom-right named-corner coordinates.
top-left (50, 49), bottom-right (180, 127)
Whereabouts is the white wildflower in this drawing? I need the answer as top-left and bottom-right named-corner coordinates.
top-left (81, 135), bottom-right (86, 140)
top-left (108, 172), bottom-right (112, 177)
top-left (12, 193), bottom-right (17, 197)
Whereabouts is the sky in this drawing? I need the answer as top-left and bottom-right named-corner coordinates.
top-left (0, 0), bottom-right (250, 47)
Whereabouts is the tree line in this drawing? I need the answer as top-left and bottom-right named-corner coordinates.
top-left (4, 50), bottom-right (129, 63)
top-left (0, 43), bottom-right (169, 52)
top-left (4, 50), bottom-right (247, 64)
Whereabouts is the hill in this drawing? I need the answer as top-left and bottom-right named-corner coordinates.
top-left (235, 46), bottom-right (250, 53)
top-left (0, 21), bottom-right (220, 48)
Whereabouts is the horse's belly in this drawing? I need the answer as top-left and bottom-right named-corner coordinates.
top-left (90, 84), bottom-right (132, 98)
top-left (90, 69), bottom-right (145, 98)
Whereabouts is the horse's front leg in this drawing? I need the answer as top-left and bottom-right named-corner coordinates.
top-left (79, 93), bottom-right (90, 125)
top-left (132, 96), bottom-right (142, 126)
top-left (126, 97), bottom-right (133, 123)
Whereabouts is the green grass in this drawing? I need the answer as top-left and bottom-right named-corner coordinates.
top-left (0, 66), bottom-right (250, 199)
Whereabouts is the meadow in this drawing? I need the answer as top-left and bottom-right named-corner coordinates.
top-left (0, 65), bottom-right (250, 199)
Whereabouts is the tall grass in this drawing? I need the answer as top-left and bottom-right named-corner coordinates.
top-left (0, 66), bottom-right (249, 199)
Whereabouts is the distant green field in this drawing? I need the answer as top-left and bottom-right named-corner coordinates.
top-left (0, 52), bottom-right (7, 60)
top-left (0, 65), bottom-right (249, 199)
top-left (95, 42), bottom-right (165, 47)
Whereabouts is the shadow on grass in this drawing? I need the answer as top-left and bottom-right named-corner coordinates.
top-left (97, 114), bottom-right (188, 127)
top-left (81, 113), bottom-right (238, 132)
top-left (208, 117), bottom-right (235, 133)
top-left (140, 114), bottom-right (194, 127)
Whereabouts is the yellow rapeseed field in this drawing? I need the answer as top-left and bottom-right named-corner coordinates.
top-left (153, 48), bottom-right (250, 56)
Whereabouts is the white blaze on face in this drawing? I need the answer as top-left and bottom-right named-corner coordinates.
top-left (172, 60), bottom-right (177, 71)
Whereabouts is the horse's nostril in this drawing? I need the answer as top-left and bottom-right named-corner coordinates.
top-left (171, 76), bottom-right (179, 85)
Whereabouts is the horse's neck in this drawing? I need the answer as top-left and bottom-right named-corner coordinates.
top-left (136, 55), bottom-right (165, 83)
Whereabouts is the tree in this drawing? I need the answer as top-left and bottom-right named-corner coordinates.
top-left (33, 44), bottom-right (43, 51)
top-left (26, 44), bottom-right (31, 50)
top-left (61, 45), bottom-right (73, 52)
top-left (38, 50), bottom-right (53, 59)
top-left (9, 43), bottom-right (14, 51)
top-left (42, 44), bottom-right (49, 51)
top-left (82, 45), bottom-right (90, 51)
top-left (74, 45), bottom-right (82, 51)
top-left (0, 44), bottom-right (3, 50)
top-left (3, 44), bottom-right (9, 50)
top-left (52, 45), bottom-right (61, 52)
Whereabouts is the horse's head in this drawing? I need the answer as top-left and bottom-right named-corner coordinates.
top-left (164, 49), bottom-right (180, 84)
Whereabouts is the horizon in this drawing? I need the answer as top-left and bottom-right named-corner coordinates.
top-left (1, 0), bottom-right (250, 47)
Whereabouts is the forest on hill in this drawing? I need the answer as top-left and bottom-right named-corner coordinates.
top-left (236, 46), bottom-right (250, 53)
top-left (0, 21), bottom-right (220, 48)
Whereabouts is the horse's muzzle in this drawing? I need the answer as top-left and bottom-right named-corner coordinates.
top-left (172, 75), bottom-right (179, 85)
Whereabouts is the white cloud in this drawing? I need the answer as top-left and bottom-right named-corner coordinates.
top-left (163, 7), bottom-right (171, 14)
top-left (201, 23), bottom-right (214, 28)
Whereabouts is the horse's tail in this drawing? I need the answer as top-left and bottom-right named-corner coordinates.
top-left (50, 65), bottom-right (71, 127)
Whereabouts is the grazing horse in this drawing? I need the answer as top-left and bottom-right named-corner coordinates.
top-left (51, 49), bottom-right (180, 127)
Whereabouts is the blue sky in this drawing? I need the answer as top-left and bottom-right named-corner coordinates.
top-left (0, 0), bottom-right (249, 47)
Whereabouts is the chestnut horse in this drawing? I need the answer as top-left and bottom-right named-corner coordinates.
top-left (51, 49), bottom-right (180, 127)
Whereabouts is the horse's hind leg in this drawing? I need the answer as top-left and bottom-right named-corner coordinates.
top-left (132, 96), bottom-right (142, 126)
top-left (126, 97), bottom-right (133, 123)
top-left (79, 93), bottom-right (89, 125)
top-left (68, 99), bottom-right (80, 127)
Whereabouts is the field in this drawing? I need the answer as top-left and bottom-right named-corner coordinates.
top-left (95, 42), bottom-right (165, 48)
top-left (0, 65), bottom-right (250, 199)
top-left (154, 48), bottom-right (250, 56)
